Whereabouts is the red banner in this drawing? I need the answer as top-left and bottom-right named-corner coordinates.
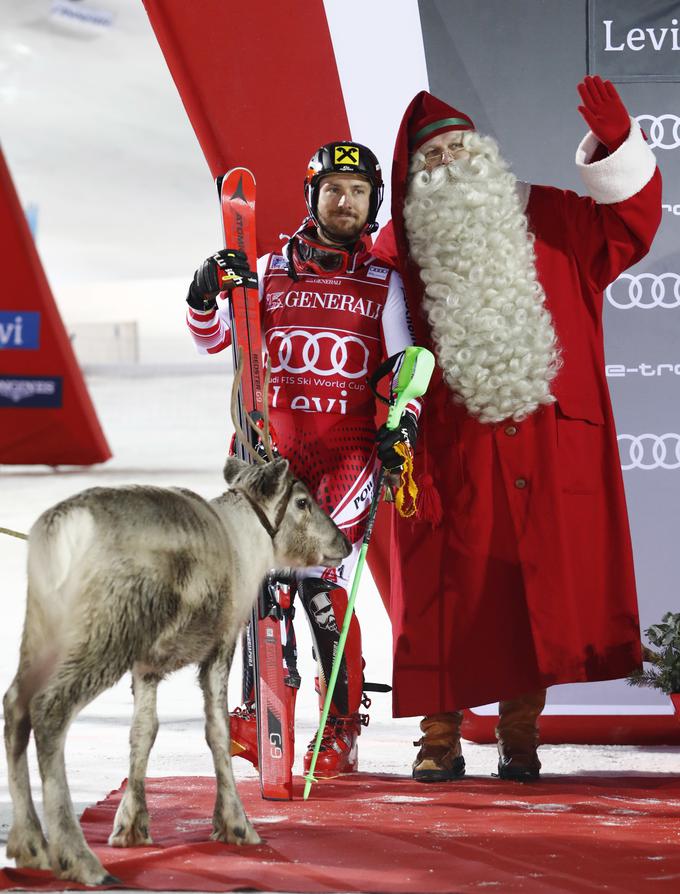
top-left (142, 0), bottom-right (351, 255)
top-left (0, 149), bottom-right (110, 465)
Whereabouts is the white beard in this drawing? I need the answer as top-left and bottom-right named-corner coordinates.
top-left (404, 132), bottom-right (561, 424)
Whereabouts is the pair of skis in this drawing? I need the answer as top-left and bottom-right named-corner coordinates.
top-left (218, 168), bottom-right (293, 801)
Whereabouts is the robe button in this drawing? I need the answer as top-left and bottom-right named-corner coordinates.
top-left (515, 477), bottom-right (527, 489)
top-left (505, 425), bottom-right (518, 436)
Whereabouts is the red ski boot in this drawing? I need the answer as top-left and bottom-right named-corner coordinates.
top-left (303, 712), bottom-right (367, 778)
top-left (300, 580), bottom-right (368, 778)
top-left (230, 685), bottom-right (297, 770)
top-left (229, 704), bottom-right (259, 767)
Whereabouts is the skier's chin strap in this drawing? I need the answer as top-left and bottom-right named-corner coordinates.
top-left (235, 477), bottom-right (296, 541)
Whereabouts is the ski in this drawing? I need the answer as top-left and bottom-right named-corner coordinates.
top-left (218, 168), bottom-right (293, 801)
top-left (218, 168), bottom-right (263, 420)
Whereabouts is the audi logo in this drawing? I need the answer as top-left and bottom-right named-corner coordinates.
top-left (269, 329), bottom-right (370, 378)
top-left (618, 434), bottom-right (680, 471)
top-left (606, 273), bottom-right (680, 309)
top-left (635, 114), bottom-right (680, 150)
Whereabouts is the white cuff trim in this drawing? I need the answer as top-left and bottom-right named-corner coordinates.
top-left (575, 117), bottom-right (657, 205)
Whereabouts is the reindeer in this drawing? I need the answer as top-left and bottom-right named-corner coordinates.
top-left (3, 362), bottom-right (351, 886)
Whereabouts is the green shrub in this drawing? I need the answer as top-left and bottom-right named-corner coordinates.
top-left (628, 611), bottom-right (680, 695)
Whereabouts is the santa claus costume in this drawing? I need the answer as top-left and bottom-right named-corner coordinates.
top-left (373, 79), bottom-right (662, 780)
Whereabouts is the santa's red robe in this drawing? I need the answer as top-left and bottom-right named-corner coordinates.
top-left (373, 119), bottom-right (662, 715)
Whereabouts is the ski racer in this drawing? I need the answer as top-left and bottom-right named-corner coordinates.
top-left (185, 142), bottom-right (419, 777)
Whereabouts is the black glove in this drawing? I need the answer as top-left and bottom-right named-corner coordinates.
top-left (186, 248), bottom-right (258, 312)
top-left (375, 410), bottom-right (418, 470)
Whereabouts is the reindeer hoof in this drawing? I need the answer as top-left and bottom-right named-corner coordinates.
top-left (108, 823), bottom-right (153, 848)
top-left (7, 826), bottom-right (51, 870)
top-left (7, 842), bottom-right (51, 871)
top-left (211, 818), bottom-right (261, 846)
top-left (52, 848), bottom-right (113, 887)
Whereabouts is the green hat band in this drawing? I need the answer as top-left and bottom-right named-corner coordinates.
top-left (412, 117), bottom-right (472, 145)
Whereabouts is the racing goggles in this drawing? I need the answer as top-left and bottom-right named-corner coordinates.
top-left (293, 231), bottom-right (352, 276)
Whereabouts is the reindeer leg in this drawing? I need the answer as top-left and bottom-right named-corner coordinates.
top-left (3, 676), bottom-right (50, 870)
top-left (109, 666), bottom-right (160, 847)
top-left (31, 671), bottom-right (121, 886)
top-left (199, 638), bottom-right (261, 846)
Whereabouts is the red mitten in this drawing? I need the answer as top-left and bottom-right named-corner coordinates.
top-left (577, 75), bottom-right (630, 152)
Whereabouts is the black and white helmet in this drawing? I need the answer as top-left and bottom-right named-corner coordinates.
top-left (304, 141), bottom-right (384, 234)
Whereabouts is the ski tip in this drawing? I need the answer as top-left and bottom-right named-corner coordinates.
top-left (218, 166), bottom-right (256, 183)
top-left (228, 165), bottom-right (255, 178)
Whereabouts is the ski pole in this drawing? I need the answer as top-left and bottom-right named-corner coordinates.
top-left (303, 346), bottom-right (435, 800)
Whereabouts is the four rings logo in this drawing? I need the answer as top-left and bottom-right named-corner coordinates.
top-left (269, 329), bottom-right (369, 378)
top-left (618, 434), bottom-right (680, 471)
top-left (635, 115), bottom-right (680, 150)
top-left (606, 272), bottom-right (680, 309)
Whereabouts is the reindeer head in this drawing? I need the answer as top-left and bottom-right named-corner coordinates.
top-left (223, 457), bottom-right (351, 569)
top-left (226, 349), bottom-right (350, 568)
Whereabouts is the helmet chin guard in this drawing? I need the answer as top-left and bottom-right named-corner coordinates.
top-left (304, 141), bottom-right (384, 236)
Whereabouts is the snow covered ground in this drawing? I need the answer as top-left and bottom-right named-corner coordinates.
top-left (1, 369), bottom-right (678, 884)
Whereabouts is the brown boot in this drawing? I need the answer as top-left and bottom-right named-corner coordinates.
top-left (412, 711), bottom-right (465, 782)
top-left (496, 690), bottom-right (546, 782)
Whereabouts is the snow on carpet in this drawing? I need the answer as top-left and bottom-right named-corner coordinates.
top-left (2, 773), bottom-right (679, 892)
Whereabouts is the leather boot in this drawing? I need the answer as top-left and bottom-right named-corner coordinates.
top-left (412, 711), bottom-right (465, 782)
top-left (496, 689), bottom-right (546, 782)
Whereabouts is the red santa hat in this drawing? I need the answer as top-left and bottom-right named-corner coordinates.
top-left (408, 94), bottom-right (475, 152)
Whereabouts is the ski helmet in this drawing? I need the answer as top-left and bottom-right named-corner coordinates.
top-left (304, 141), bottom-right (384, 235)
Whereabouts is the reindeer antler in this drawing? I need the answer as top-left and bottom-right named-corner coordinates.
top-left (231, 348), bottom-right (267, 465)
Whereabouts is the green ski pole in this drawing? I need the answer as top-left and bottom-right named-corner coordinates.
top-left (303, 346), bottom-right (435, 800)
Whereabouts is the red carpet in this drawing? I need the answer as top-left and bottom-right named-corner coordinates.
top-left (2, 773), bottom-right (680, 892)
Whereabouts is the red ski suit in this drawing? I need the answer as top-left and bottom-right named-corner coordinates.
top-left (187, 240), bottom-right (417, 554)
top-left (187, 235), bottom-right (416, 718)
top-left (373, 118), bottom-right (662, 715)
